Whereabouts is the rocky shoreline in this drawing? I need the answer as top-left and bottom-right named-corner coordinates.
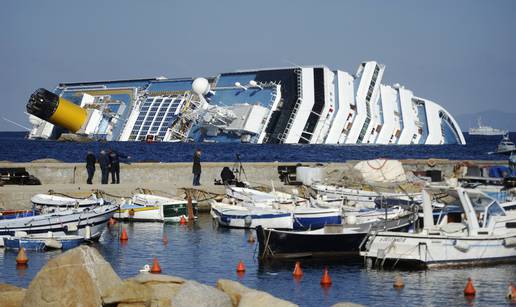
top-left (1, 246), bottom-right (361, 307)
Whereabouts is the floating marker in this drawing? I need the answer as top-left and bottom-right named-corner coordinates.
top-left (293, 261), bottom-right (303, 278)
top-left (179, 215), bottom-right (187, 225)
top-left (150, 257), bottom-right (161, 274)
top-left (16, 247), bottom-right (28, 265)
top-left (120, 228), bottom-right (128, 241)
top-left (507, 282), bottom-right (516, 300)
top-left (236, 260), bottom-right (246, 273)
top-left (320, 267), bottom-right (332, 286)
top-left (393, 275), bottom-right (405, 289)
top-left (247, 233), bottom-right (255, 243)
top-left (464, 277), bottom-right (476, 297)
top-left (163, 233), bottom-right (169, 245)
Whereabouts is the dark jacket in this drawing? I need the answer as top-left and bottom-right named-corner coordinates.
top-left (98, 153), bottom-right (110, 170)
top-left (192, 154), bottom-right (201, 174)
top-left (108, 151), bottom-right (128, 166)
top-left (86, 153), bottom-right (96, 169)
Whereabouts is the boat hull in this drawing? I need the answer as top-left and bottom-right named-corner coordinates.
top-left (293, 209), bottom-right (342, 230)
top-left (211, 206), bottom-right (293, 229)
top-left (256, 225), bottom-right (367, 259)
top-left (115, 206), bottom-right (163, 222)
top-left (0, 205), bottom-right (117, 245)
top-left (363, 233), bottom-right (516, 268)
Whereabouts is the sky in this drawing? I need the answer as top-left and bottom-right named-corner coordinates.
top-left (1, 0), bottom-right (515, 131)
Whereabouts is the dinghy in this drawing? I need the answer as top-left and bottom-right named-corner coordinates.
top-left (31, 193), bottom-right (103, 209)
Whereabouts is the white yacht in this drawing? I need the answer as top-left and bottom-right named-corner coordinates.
top-left (360, 187), bottom-right (516, 268)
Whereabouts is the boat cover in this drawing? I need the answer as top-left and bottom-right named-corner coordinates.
top-left (353, 159), bottom-right (407, 183)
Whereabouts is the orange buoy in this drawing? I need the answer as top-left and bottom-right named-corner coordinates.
top-left (179, 215), bottom-right (187, 225)
top-left (293, 261), bottom-right (303, 278)
top-left (320, 267), bottom-right (332, 286)
top-left (464, 277), bottom-right (476, 297)
top-left (163, 233), bottom-right (169, 245)
top-left (120, 228), bottom-right (128, 241)
top-left (150, 257), bottom-right (161, 274)
top-left (236, 260), bottom-right (246, 273)
top-left (393, 275), bottom-right (405, 289)
top-left (16, 247), bottom-right (28, 265)
top-left (247, 233), bottom-right (255, 243)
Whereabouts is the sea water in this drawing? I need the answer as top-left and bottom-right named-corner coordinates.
top-left (0, 216), bottom-right (514, 306)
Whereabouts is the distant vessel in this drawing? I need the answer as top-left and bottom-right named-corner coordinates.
top-left (25, 61), bottom-right (466, 145)
top-left (469, 117), bottom-right (507, 136)
top-left (495, 134), bottom-right (516, 154)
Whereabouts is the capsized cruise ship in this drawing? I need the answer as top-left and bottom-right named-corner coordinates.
top-left (26, 61), bottom-right (466, 145)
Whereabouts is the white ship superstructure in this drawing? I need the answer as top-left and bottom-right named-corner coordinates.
top-left (26, 61), bottom-right (466, 145)
top-left (469, 117), bottom-right (507, 136)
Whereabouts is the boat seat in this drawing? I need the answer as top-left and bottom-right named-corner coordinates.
top-left (440, 222), bottom-right (467, 234)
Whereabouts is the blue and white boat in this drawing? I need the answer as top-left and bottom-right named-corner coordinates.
top-left (4, 235), bottom-right (84, 251)
top-left (0, 203), bottom-right (118, 247)
top-left (210, 201), bottom-right (293, 229)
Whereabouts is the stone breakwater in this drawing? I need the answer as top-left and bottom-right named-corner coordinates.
top-left (0, 245), bottom-right (360, 307)
top-left (0, 159), bottom-right (506, 210)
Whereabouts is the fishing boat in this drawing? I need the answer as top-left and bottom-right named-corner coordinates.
top-left (360, 187), bottom-right (516, 268)
top-left (311, 184), bottom-right (421, 210)
top-left (114, 194), bottom-right (198, 222)
top-left (0, 203), bottom-right (117, 247)
top-left (256, 209), bottom-right (417, 259)
top-left (225, 186), bottom-right (340, 229)
top-left (31, 193), bottom-right (104, 210)
top-left (4, 234), bottom-right (84, 251)
top-left (210, 201), bottom-right (293, 229)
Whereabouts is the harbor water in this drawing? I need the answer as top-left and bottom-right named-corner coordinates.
top-left (0, 132), bottom-right (514, 162)
top-left (1, 214), bottom-right (515, 306)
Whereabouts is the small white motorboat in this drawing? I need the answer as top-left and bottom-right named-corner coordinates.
top-left (31, 193), bottom-right (103, 210)
top-left (210, 201), bottom-right (293, 229)
top-left (311, 183), bottom-right (420, 210)
top-left (361, 187), bottom-right (516, 268)
top-left (114, 194), bottom-right (198, 222)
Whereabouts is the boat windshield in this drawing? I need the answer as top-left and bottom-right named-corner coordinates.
top-left (468, 192), bottom-right (506, 227)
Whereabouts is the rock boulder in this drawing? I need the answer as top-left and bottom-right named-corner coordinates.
top-left (216, 279), bottom-right (297, 307)
top-left (22, 246), bottom-right (121, 307)
top-left (0, 284), bottom-right (26, 307)
top-left (172, 280), bottom-right (232, 307)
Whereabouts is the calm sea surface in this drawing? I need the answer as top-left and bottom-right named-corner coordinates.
top-left (0, 131), bottom-right (513, 162)
top-left (1, 216), bottom-right (515, 306)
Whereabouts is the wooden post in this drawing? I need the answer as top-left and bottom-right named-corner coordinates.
top-left (187, 196), bottom-right (194, 221)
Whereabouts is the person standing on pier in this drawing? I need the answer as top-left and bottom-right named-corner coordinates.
top-left (85, 151), bottom-right (96, 184)
top-left (98, 150), bottom-right (110, 184)
top-left (108, 149), bottom-right (129, 184)
top-left (192, 148), bottom-right (202, 186)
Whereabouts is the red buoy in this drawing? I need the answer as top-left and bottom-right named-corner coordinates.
top-left (320, 267), bottom-right (332, 286)
top-left (120, 228), bottom-right (128, 241)
top-left (150, 257), bottom-right (162, 274)
top-left (236, 260), bottom-right (246, 273)
top-left (293, 261), bottom-right (303, 278)
top-left (464, 277), bottom-right (476, 297)
top-left (16, 247), bottom-right (29, 265)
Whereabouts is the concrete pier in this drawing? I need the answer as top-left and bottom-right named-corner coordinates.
top-left (0, 159), bottom-right (507, 210)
